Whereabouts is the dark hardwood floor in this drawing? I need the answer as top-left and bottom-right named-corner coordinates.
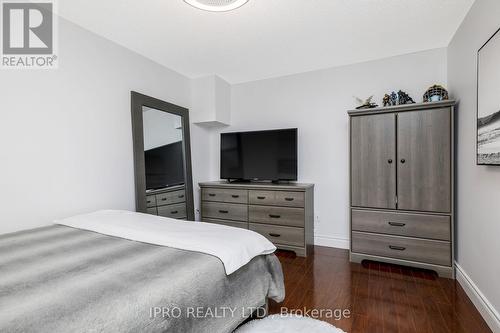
top-left (268, 246), bottom-right (492, 333)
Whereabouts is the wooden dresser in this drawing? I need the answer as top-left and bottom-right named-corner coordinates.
top-left (348, 101), bottom-right (455, 278)
top-left (199, 181), bottom-right (314, 257)
top-left (146, 185), bottom-right (187, 219)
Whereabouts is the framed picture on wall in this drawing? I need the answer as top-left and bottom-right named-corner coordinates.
top-left (477, 27), bottom-right (500, 165)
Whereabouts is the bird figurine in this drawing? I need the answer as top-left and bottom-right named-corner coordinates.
top-left (354, 95), bottom-right (378, 109)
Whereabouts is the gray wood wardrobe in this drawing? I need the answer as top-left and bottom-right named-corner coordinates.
top-left (348, 100), bottom-right (455, 278)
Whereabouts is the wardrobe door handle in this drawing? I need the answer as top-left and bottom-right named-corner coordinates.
top-left (389, 245), bottom-right (406, 251)
top-left (400, 159), bottom-right (406, 164)
top-left (284, 197), bottom-right (294, 201)
top-left (269, 214), bottom-right (281, 219)
top-left (219, 210), bottom-right (229, 214)
top-left (257, 196), bottom-right (266, 200)
top-left (388, 222), bottom-right (406, 227)
top-left (232, 195), bottom-right (240, 198)
top-left (269, 233), bottom-right (281, 238)
top-left (208, 193), bottom-right (216, 197)
top-left (388, 159), bottom-right (393, 164)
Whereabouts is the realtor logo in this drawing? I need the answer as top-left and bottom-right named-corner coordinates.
top-left (1, 0), bottom-right (57, 68)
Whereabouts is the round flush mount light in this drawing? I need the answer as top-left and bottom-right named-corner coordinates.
top-left (184, 0), bottom-right (249, 12)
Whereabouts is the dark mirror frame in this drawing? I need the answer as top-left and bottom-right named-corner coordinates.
top-left (130, 91), bottom-right (195, 220)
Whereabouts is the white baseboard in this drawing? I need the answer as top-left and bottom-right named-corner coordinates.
top-left (314, 234), bottom-right (349, 249)
top-left (455, 263), bottom-right (500, 333)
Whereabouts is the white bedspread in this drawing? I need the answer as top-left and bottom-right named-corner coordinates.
top-left (55, 210), bottom-right (276, 275)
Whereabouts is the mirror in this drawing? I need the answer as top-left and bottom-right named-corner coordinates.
top-left (131, 92), bottom-right (194, 220)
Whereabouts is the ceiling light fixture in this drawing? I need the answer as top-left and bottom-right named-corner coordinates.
top-left (184, 0), bottom-right (249, 12)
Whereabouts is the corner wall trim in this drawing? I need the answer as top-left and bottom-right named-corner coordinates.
top-left (314, 234), bottom-right (349, 249)
top-left (455, 262), bottom-right (500, 333)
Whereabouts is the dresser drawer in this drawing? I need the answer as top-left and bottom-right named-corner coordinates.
top-left (146, 207), bottom-right (157, 215)
top-left (156, 190), bottom-right (186, 206)
top-left (275, 191), bottom-right (305, 207)
top-left (351, 209), bottom-right (450, 241)
top-left (352, 231), bottom-right (451, 266)
top-left (248, 190), bottom-right (305, 207)
top-left (203, 218), bottom-right (248, 230)
top-left (249, 205), bottom-right (304, 227)
top-left (250, 223), bottom-right (304, 247)
top-left (157, 203), bottom-right (187, 219)
top-left (202, 202), bottom-right (248, 221)
top-left (202, 188), bottom-right (248, 204)
top-left (249, 190), bottom-right (276, 205)
top-left (146, 195), bottom-right (157, 208)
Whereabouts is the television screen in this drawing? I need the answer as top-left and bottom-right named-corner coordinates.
top-left (221, 128), bottom-right (297, 181)
top-left (145, 141), bottom-right (184, 190)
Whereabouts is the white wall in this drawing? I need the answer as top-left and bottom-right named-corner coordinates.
top-left (203, 48), bottom-right (447, 248)
top-left (143, 108), bottom-right (182, 151)
top-left (0, 17), bottom-right (192, 234)
top-left (448, 0), bottom-right (500, 329)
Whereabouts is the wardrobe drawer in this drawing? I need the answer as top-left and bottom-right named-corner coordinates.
top-left (156, 190), bottom-right (186, 206)
top-left (249, 205), bottom-right (304, 227)
top-left (351, 209), bottom-right (450, 241)
top-left (275, 191), bottom-right (305, 207)
top-left (157, 203), bottom-right (187, 219)
top-left (249, 190), bottom-right (276, 205)
top-left (202, 202), bottom-right (248, 222)
top-left (249, 223), bottom-right (304, 247)
top-left (203, 218), bottom-right (248, 230)
top-left (146, 207), bottom-right (157, 215)
top-left (352, 231), bottom-right (451, 266)
top-left (146, 195), bottom-right (156, 208)
top-left (202, 188), bottom-right (248, 204)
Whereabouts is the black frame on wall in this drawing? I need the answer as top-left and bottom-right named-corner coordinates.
top-left (477, 26), bottom-right (500, 166)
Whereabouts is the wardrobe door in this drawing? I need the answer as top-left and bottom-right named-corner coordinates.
top-left (351, 113), bottom-right (396, 209)
top-left (397, 108), bottom-right (451, 213)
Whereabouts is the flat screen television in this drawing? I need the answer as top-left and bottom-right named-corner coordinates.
top-left (145, 141), bottom-right (185, 190)
top-left (220, 128), bottom-right (297, 181)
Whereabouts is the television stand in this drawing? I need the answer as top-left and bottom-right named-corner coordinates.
top-left (199, 181), bottom-right (314, 257)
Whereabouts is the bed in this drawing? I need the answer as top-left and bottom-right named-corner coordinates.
top-left (0, 211), bottom-right (285, 333)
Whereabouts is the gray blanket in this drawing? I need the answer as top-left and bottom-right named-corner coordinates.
top-left (0, 225), bottom-right (285, 333)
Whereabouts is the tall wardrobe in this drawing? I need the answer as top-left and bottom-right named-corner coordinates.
top-left (348, 100), bottom-right (455, 278)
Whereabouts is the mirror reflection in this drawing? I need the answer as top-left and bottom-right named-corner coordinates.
top-left (142, 106), bottom-right (187, 219)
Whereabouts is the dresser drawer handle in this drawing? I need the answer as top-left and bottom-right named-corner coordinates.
top-left (147, 200), bottom-right (151, 204)
top-left (257, 196), bottom-right (266, 200)
top-left (232, 195), bottom-right (240, 198)
top-left (208, 193), bottom-right (216, 197)
top-left (161, 198), bottom-right (167, 201)
top-left (388, 222), bottom-right (406, 227)
top-left (178, 195), bottom-right (185, 198)
top-left (269, 233), bottom-right (281, 237)
top-left (389, 245), bottom-right (406, 251)
top-left (269, 214), bottom-right (281, 219)
top-left (284, 197), bottom-right (294, 201)
top-left (170, 210), bottom-right (178, 214)
top-left (219, 210), bottom-right (229, 214)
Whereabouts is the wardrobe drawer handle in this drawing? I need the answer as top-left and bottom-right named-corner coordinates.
top-left (257, 196), bottom-right (266, 200)
top-left (170, 210), bottom-right (178, 214)
top-left (232, 195), bottom-right (240, 198)
top-left (284, 197), bottom-right (294, 201)
top-left (389, 245), bottom-right (406, 251)
top-left (178, 195), bottom-right (185, 198)
top-left (269, 214), bottom-right (281, 219)
top-left (208, 193), bottom-right (216, 197)
top-left (388, 222), bottom-right (406, 227)
top-left (269, 233), bottom-right (281, 237)
top-left (219, 210), bottom-right (229, 214)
